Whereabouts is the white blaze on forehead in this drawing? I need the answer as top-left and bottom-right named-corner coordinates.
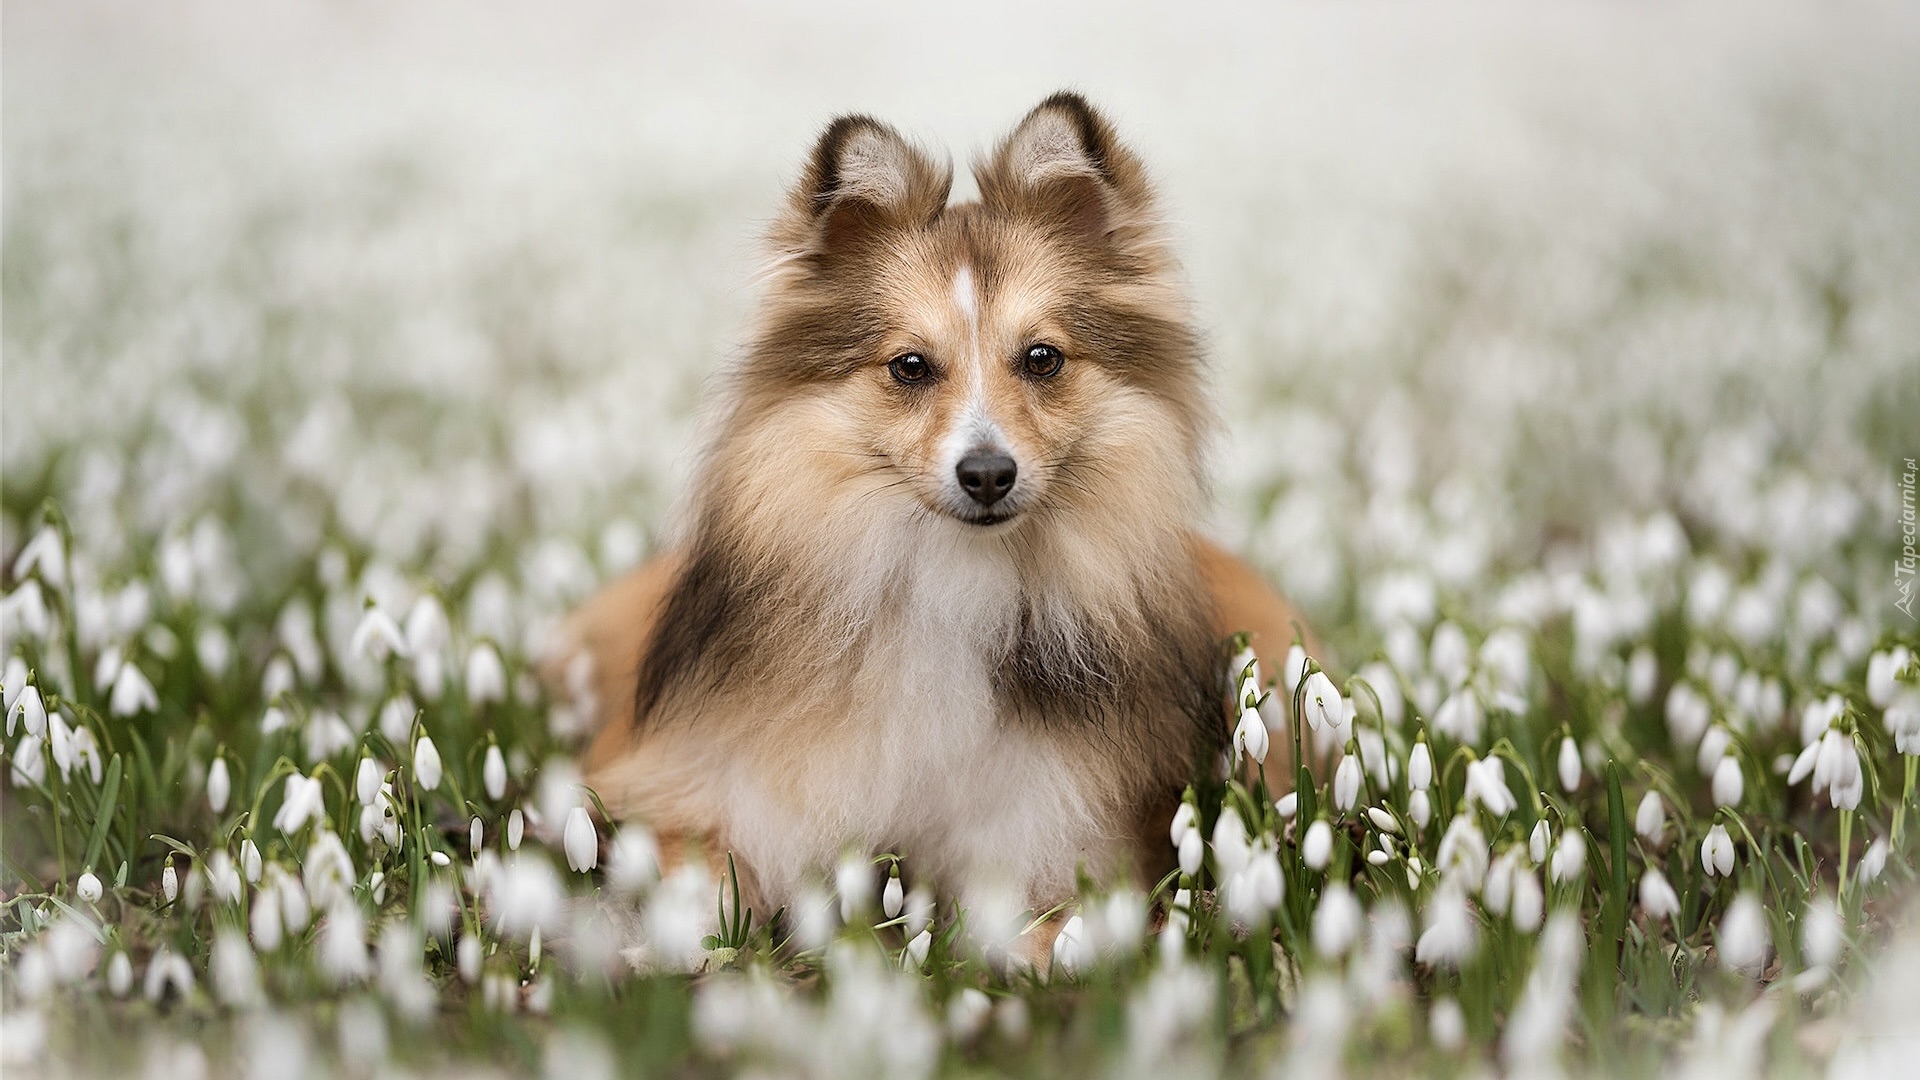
top-left (943, 262), bottom-right (1005, 463)
top-left (951, 263), bottom-right (981, 348)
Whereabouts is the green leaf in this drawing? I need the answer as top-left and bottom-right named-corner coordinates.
top-left (81, 753), bottom-right (123, 872)
top-left (1603, 760), bottom-right (1630, 969)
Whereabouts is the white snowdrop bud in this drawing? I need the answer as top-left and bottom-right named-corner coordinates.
top-left (458, 935), bottom-right (483, 984)
top-left (1510, 870), bottom-right (1544, 933)
top-left (430, 851), bottom-right (451, 868)
top-left (1303, 819), bottom-right (1334, 871)
top-left (1430, 998), bottom-right (1467, 1051)
top-left (77, 871), bottom-right (103, 903)
top-left (1465, 757), bottom-right (1517, 817)
top-left (412, 736), bottom-right (443, 792)
top-left (1718, 893), bottom-right (1770, 978)
top-left (1275, 792), bottom-right (1298, 820)
top-left (207, 756), bottom-right (231, 814)
top-left (507, 808), bottom-right (525, 851)
top-left (1639, 869), bottom-right (1680, 922)
top-left (355, 756), bottom-right (380, 805)
top-left (348, 606), bottom-right (409, 663)
top-left (883, 869), bottom-right (904, 919)
top-left (162, 862), bottom-right (179, 903)
top-left (563, 807), bottom-right (598, 873)
top-left (1301, 671), bottom-right (1341, 731)
top-left (1802, 894), bottom-right (1844, 969)
top-left (1858, 837), bottom-right (1888, 884)
top-left (1635, 792), bottom-right (1666, 843)
top-left (108, 662), bottom-right (159, 718)
top-left (1696, 725), bottom-right (1732, 778)
top-left (1701, 824), bottom-right (1735, 878)
top-left (470, 817), bottom-right (484, 859)
top-left (1557, 737), bottom-right (1581, 793)
top-left (483, 744), bottom-right (508, 801)
top-left (241, 839), bottom-right (262, 884)
top-left (1367, 807), bottom-right (1400, 834)
top-left (1333, 755), bottom-right (1363, 813)
top-left (1550, 831), bottom-right (1586, 883)
top-left (107, 952), bottom-right (133, 997)
top-left (1178, 828), bottom-right (1204, 877)
top-left (837, 854), bottom-right (874, 921)
top-left (465, 643), bottom-right (508, 705)
top-left (904, 928), bottom-right (932, 971)
top-left (1408, 741), bottom-right (1433, 791)
top-left (1170, 802), bottom-right (1196, 847)
top-left (1284, 645), bottom-right (1308, 694)
top-left (1868, 647), bottom-right (1913, 708)
top-left (1409, 789), bottom-right (1432, 830)
top-left (1711, 755), bottom-right (1744, 808)
top-left (1312, 883), bottom-right (1362, 957)
top-left (1529, 820), bottom-right (1550, 865)
top-left (1626, 646), bottom-right (1658, 705)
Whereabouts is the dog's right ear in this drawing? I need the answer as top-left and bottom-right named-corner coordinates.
top-left (778, 116), bottom-right (951, 256)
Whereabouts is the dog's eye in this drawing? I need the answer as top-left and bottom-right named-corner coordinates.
top-left (888, 353), bottom-right (930, 384)
top-left (1023, 343), bottom-right (1064, 379)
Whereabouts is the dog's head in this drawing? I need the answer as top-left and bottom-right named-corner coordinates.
top-left (717, 93), bottom-right (1208, 547)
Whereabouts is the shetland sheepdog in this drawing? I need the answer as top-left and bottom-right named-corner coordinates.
top-left (556, 92), bottom-right (1307, 962)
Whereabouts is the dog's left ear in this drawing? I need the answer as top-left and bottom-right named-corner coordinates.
top-left (977, 92), bottom-right (1158, 249)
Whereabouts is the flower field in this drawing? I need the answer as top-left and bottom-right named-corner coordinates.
top-left (4, 2), bottom-right (1920, 1077)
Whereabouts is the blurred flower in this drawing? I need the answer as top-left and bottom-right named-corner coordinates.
top-left (1711, 754), bottom-right (1745, 808)
top-left (484, 743), bottom-right (509, 801)
top-left (1433, 688), bottom-right (1484, 746)
top-left (1717, 893), bottom-right (1770, 978)
top-left (76, 870), bottom-right (102, 903)
top-left (1802, 893), bottom-right (1844, 970)
top-left (1867, 646), bottom-right (1913, 708)
top-left (1636, 791), bottom-right (1667, 844)
top-left (273, 773), bottom-right (326, 834)
top-left (457, 935), bottom-right (482, 984)
top-left (1430, 998), bottom-right (1466, 1052)
top-left (241, 839), bottom-right (262, 883)
top-left (466, 643), bottom-right (508, 705)
top-left (1437, 813), bottom-right (1489, 887)
top-left (413, 735), bottom-right (443, 792)
top-left (563, 807), bottom-right (598, 873)
top-left (142, 946), bottom-right (194, 1003)
top-left (210, 929), bottom-right (262, 1009)
top-left (319, 901), bottom-right (372, 986)
top-left (1284, 644), bottom-right (1307, 694)
top-left (1550, 831), bottom-right (1586, 883)
top-left (1529, 819), bottom-right (1550, 864)
top-left (1409, 789), bottom-right (1432, 830)
top-left (1665, 683), bottom-right (1710, 749)
top-left (1312, 883), bottom-right (1362, 957)
top-left (1465, 757), bottom-right (1517, 817)
top-left (1810, 728), bottom-right (1864, 810)
top-left (1640, 869), bottom-right (1681, 921)
top-left (13, 526), bottom-right (68, 590)
top-left (1557, 736), bottom-right (1581, 793)
top-left (1211, 807), bottom-right (1251, 878)
top-left (508, 808), bottom-right (525, 851)
top-left (348, 605), bottom-right (409, 663)
top-left (207, 756), bottom-right (231, 814)
top-left (1408, 740), bottom-right (1433, 790)
top-left (1511, 869), bottom-right (1544, 933)
top-left (1415, 885), bottom-right (1477, 968)
top-left (1275, 792), bottom-right (1298, 820)
top-left (106, 952), bottom-right (132, 998)
top-left (1303, 819), bottom-right (1333, 870)
top-left (107, 661), bottom-right (158, 717)
top-left (1858, 837), bottom-right (1888, 884)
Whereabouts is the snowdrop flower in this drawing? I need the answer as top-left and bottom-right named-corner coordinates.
top-left (13, 526), bottom-right (67, 590)
top-left (1550, 831), bottom-right (1587, 883)
top-left (1415, 885), bottom-right (1478, 968)
top-left (1635, 791), bottom-right (1667, 844)
top-left (1178, 824), bottom-right (1204, 877)
top-left (318, 901), bottom-right (373, 986)
top-left (1557, 736), bottom-right (1581, 793)
top-left (1887, 689), bottom-right (1920, 755)
top-left (348, 605), bottom-right (409, 663)
top-left (1437, 813), bottom-right (1490, 887)
top-left (883, 868), bottom-right (904, 919)
top-left (273, 773), bottom-right (326, 834)
top-left (563, 807), bottom-right (598, 873)
top-left (1367, 806), bottom-right (1400, 834)
top-left (1283, 644), bottom-right (1307, 694)
top-left (904, 928), bottom-right (932, 971)
top-left (508, 808), bottom-right (525, 851)
top-left (1483, 849), bottom-right (1518, 915)
top-left (1333, 754), bottom-right (1362, 812)
top-left (405, 595), bottom-right (450, 699)
top-left (1511, 869), bottom-right (1544, 933)
top-left (1430, 998), bottom-right (1467, 1051)
top-left (106, 952), bottom-right (133, 998)
top-left (1433, 687), bottom-right (1484, 746)
top-left (1313, 883), bottom-right (1363, 957)
top-left (1712, 754), bottom-right (1745, 808)
top-left (1696, 725), bottom-right (1732, 777)
top-left (1301, 670), bottom-right (1341, 731)
top-left (207, 756), bottom-right (231, 814)
top-left (606, 827), bottom-right (660, 894)
top-left (11, 732), bottom-right (46, 787)
top-left (76, 871), bottom-right (102, 903)
top-left (1170, 801), bottom-right (1196, 847)
top-left (1858, 837), bottom-right (1888, 884)
top-left (211, 929), bottom-right (263, 1009)
top-left (1626, 646), bottom-right (1659, 705)
top-left (142, 946), bottom-right (195, 1003)
top-left (1799, 693), bottom-right (1846, 747)
top-left (1718, 893), bottom-right (1770, 978)
top-left (1665, 683), bottom-right (1711, 749)
top-left (1867, 646), bottom-right (1913, 708)
top-left (1408, 740), bottom-right (1433, 790)
top-left (10, 684), bottom-right (45, 739)
top-left (1275, 792), bottom-right (1298, 820)
top-left (302, 709), bottom-right (354, 764)
top-left (1225, 842), bottom-right (1285, 925)
top-left (1234, 705), bottom-right (1268, 763)
top-left (1408, 789), bottom-right (1432, 830)
top-left (1529, 819), bottom-right (1551, 864)
top-left (354, 756), bottom-right (380, 805)
top-left (483, 743), bottom-right (508, 801)
top-left (206, 851), bottom-right (242, 905)
top-left (107, 662), bottom-right (158, 717)
top-left (1640, 868), bottom-right (1681, 921)
top-left (1303, 819), bottom-right (1333, 870)
top-left (240, 838), bottom-right (261, 884)
top-left (457, 935), bottom-right (482, 984)
top-left (1810, 728), bottom-right (1864, 810)
top-left (377, 695), bottom-right (415, 746)
top-left (1211, 806), bottom-right (1251, 878)
top-left (1052, 915), bottom-right (1089, 977)
top-left (836, 853), bottom-right (875, 921)
top-left (1429, 622), bottom-right (1471, 688)
top-left (413, 735), bottom-right (443, 791)
top-left (1802, 893), bottom-right (1843, 970)
top-left (470, 817), bottom-right (484, 858)
top-left (162, 861), bottom-right (179, 903)
top-left (1465, 757), bottom-right (1517, 817)
top-left (465, 643), bottom-right (508, 705)
top-left (1701, 823), bottom-right (1736, 877)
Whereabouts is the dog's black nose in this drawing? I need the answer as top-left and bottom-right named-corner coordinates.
top-left (956, 453), bottom-right (1017, 506)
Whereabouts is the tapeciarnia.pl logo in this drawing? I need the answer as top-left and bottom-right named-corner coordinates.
top-left (1899, 456), bottom-right (1917, 620)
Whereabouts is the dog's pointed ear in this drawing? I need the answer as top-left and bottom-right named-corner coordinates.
top-left (977, 92), bottom-right (1157, 248)
top-left (780, 116), bottom-right (951, 255)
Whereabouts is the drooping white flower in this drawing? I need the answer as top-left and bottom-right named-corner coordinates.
top-left (1635, 791), bottom-right (1667, 844)
top-left (508, 808), bottom-right (525, 851)
top-left (1301, 671), bottom-right (1341, 731)
top-left (1430, 997), bottom-right (1467, 1051)
top-left (883, 869), bottom-right (904, 919)
top-left (563, 808), bottom-right (598, 873)
top-left (608, 826), bottom-right (660, 893)
top-left (1303, 819), bottom-right (1333, 871)
top-left (241, 839), bottom-right (261, 883)
top-left (1701, 824), bottom-right (1736, 878)
top-left (13, 527), bottom-right (67, 590)
top-left (1809, 728), bottom-right (1864, 810)
top-left (10, 684), bottom-right (45, 738)
top-left (1529, 819), bottom-right (1550, 864)
top-left (1867, 646), bottom-right (1913, 708)
top-left (457, 935), bottom-right (482, 984)
top-left (251, 885), bottom-right (284, 951)
top-left (1626, 646), bottom-right (1659, 705)
top-left (106, 952), bottom-right (133, 997)
top-left (1511, 869), bottom-right (1544, 933)
top-left (1284, 645), bottom-right (1308, 694)
top-left (1711, 754), bottom-right (1745, 808)
top-left (210, 928), bottom-right (262, 1009)
top-left (1665, 682), bottom-right (1711, 749)
top-left (1858, 837), bottom-right (1888, 884)
top-left (348, 605), bottom-right (409, 663)
top-left (318, 901), bottom-right (373, 986)
top-left (483, 743), bottom-right (508, 801)
top-left (107, 662), bottom-right (159, 717)
top-left (1333, 754), bottom-right (1363, 812)
top-left (1234, 705), bottom-right (1268, 763)
top-left (470, 816), bottom-right (484, 859)
top-left (353, 755), bottom-right (380, 805)
top-left (1550, 830), bottom-right (1587, 883)
top-left (1802, 893), bottom-right (1844, 970)
top-left (1170, 802), bottom-right (1196, 847)
top-left (1799, 693), bottom-right (1846, 747)
top-left (465, 643), bottom-right (508, 705)
top-left (1409, 789), bottom-right (1432, 830)
top-left (413, 735), bottom-right (443, 791)
top-left (162, 862), bottom-right (179, 904)
top-left (836, 853), bottom-right (874, 921)
top-left (1313, 883), bottom-right (1363, 957)
top-left (1640, 869), bottom-right (1681, 921)
top-left (206, 851), bottom-right (242, 905)
top-left (1465, 757), bottom-right (1517, 817)
top-left (1557, 736), bottom-right (1581, 793)
top-left (1436, 813), bottom-right (1490, 888)
top-left (1696, 725), bottom-right (1732, 777)
top-left (1052, 915), bottom-right (1089, 977)
top-left (142, 945), bottom-right (195, 1003)
top-left (1717, 893), bottom-right (1770, 978)
top-left (76, 871), bottom-right (102, 903)
top-left (1178, 827), bottom-right (1204, 877)
top-left (207, 756), bottom-right (231, 814)
top-left (1408, 740), bottom-right (1433, 790)
top-left (304, 830), bottom-right (356, 909)
top-left (273, 773), bottom-right (326, 834)
top-left (1415, 885), bottom-right (1478, 968)
top-left (1275, 792), bottom-right (1298, 819)
top-left (904, 928), bottom-right (933, 971)
top-left (1211, 806), bottom-right (1251, 878)
top-left (1433, 687), bottom-right (1484, 746)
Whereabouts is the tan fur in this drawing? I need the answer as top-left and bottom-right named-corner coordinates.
top-left (548, 94), bottom-right (1317, 960)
